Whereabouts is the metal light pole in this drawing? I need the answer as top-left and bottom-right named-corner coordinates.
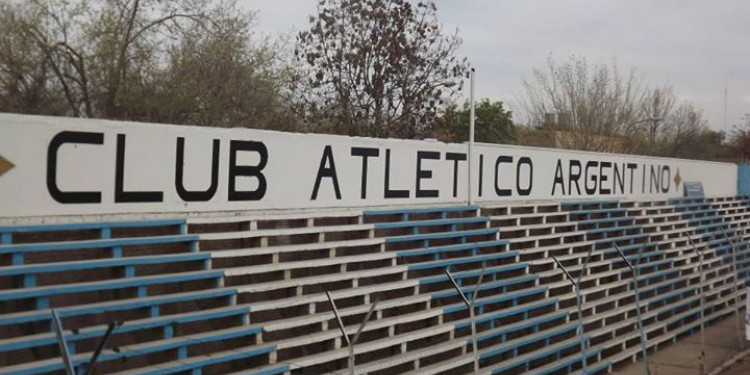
top-left (326, 291), bottom-right (379, 375)
top-left (685, 234), bottom-right (706, 375)
top-left (720, 228), bottom-right (745, 350)
top-left (467, 68), bottom-right (476, 205)
top-left (552, 246), bottom-right (595, 375)
top-left (445, 265), bottom-right (486, 375)
top-left (614, 244), bottom-right (651, 375)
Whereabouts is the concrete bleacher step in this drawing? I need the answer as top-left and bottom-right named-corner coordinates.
top-left (223, 365), bottom-right (290, 375)
top-left (260, 292), bottom-right (433, 333)
top-left (116, 343), bottom-right (278, 375)
top-left (262, 283), bottom-right (550, 372)
top-left (400, 350), bottom-right (474, 375)
top-left (0, 218), bottom-right (187, 238)
top-left (0, 233), bottom-right (199, 266)
top-left (256, 272), bottom-right (541, 341)
top-left (198, 223), bottom-right (375, 241)
top-left (0, 287), bottom-right (238, 329)
top-left (224, 252), bottom-right (395, 276)
top-left (0, 303), bottom-right (251, 354)
top-left (0, 269), bottom-right (224, 310)
top-left (285, 322), bottom-right (455, 370)
top-left (3, 197), bottom-right (749, 374)
top-left (373, 216), bottom-right (489, 229)
top-left (341, 339), bottom-right (466, 375)
top-left (188, 210), bottom-right (362, 225)
top-left (3, 324), bottom-right (265, 375)
top-left (212, 204), bottom-right (528, 374)
top-left (363, 205), bottom-right (480, 220)
top-left (478, 321), bottom-right (580, 362)
top-left (396, 239), bottom-right (509, 259)
top-left (207, 237), bottom-right (384, 258)
top-left (0, 252), bottom-right (210, 288)
top-left (474, 310), bottom-right (569, 344)
top-left (605, 296), bottom-right (739, 366)
top-left (524, 347), bottom-right (603, 375)
top-left (482, 335), bottom-right (592, 375)
top-left (384, 228), bottom-right (499, 245)
top-left (276, 297), bottom-right (558, 373)
top-left (561, 360), bottom-right (612, 375)
top-left (384, 301), bottom-right (566, 374)
top-left (235, 266), bottom-right (407, 297)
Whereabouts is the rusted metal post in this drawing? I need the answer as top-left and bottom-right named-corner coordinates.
top-left (552, 245), bottom-right (595, 375)
top-left (326, 291), bottom-right (379, 375)
top-left (614, 244), bottom-right (651, 375)
top-left (445, 265), bottom-right (486, 374)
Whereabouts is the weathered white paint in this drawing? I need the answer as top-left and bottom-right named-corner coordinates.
top-left (473, 143), bottom-right (737, 202)
top-left (0, 113), bottom-right (738, 218)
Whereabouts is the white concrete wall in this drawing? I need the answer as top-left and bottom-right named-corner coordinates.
top-left (0, 113), bottom-right (738, 218)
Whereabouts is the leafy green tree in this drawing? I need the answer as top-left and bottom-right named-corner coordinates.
top-left (441, 99), bottom-right (515, 144)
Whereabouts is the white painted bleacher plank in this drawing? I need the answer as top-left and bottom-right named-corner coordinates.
top-left (198, 223), bottom-right (376, 241)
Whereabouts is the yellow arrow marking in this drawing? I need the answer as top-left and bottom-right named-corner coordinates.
top-left (0, 154), bottom-right (14, 177)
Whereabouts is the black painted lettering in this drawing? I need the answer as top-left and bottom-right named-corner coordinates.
top-left (228, 140), bottom-right (268, 201)
top-left (569, 160), bottom-right (582, 195)
top-left (650, 165), bottom-right (659, 193)
top-left (416, 151), bottom-right (440, 198)
top-left (599, 161), bottom-right (611, 195)
top-left (351, 147), bottom-right (379, 199)
top-left (552, 159), bottom-right (565, 195)
top-left (175, 138), bottom-right (220, 202)
top-left (661, 166), bottom-right (670, 193)
top-left (47, 131), bottom-right (104, 204)
top-left (516, 157), bottom-right (533, 196)
top-left (384, 149), bottom-right (409, 198)
top-left (311, 145), bottom-right (342, 200)
top-left (627, 163), bottom-right (638, 194)
top-left (116, 134), bottom-right (163, 203)
top-left (584, 161), bottom-right (598, 195)
top-left (445, 152), bottom-right (466, 198)
top-left (614, 163), bottom-right (625, 195)
top-left (478, 154), bottom-right (484, 197)
top-left (494, 156), bottom-right (513, 197)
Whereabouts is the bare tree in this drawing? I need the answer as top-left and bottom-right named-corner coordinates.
top-left (516, 55), bottom-right (723, 160)
top-left (296, 0), bottom-right (469, 138)
top-left (0, 1), bottom-right (87, 116)
top-left (124, 4), bottom-right (300, 129)
top-left (728, 114), bottom-right (750, 163)
top-left (656, 102), bottom-right (708, 157)
top-left (517, 55), bottom-right (646, 153)
top-left (640, 87), bottom-right (676, 153)
top-left (0, 0), bottom-right (298, 129)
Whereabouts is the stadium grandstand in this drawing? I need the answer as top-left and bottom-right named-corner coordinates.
top-left (1, 113), bottom-right (748, 375)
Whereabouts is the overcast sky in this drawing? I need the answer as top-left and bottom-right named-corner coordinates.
top-left (242, 0), bottom-right (749, 131)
